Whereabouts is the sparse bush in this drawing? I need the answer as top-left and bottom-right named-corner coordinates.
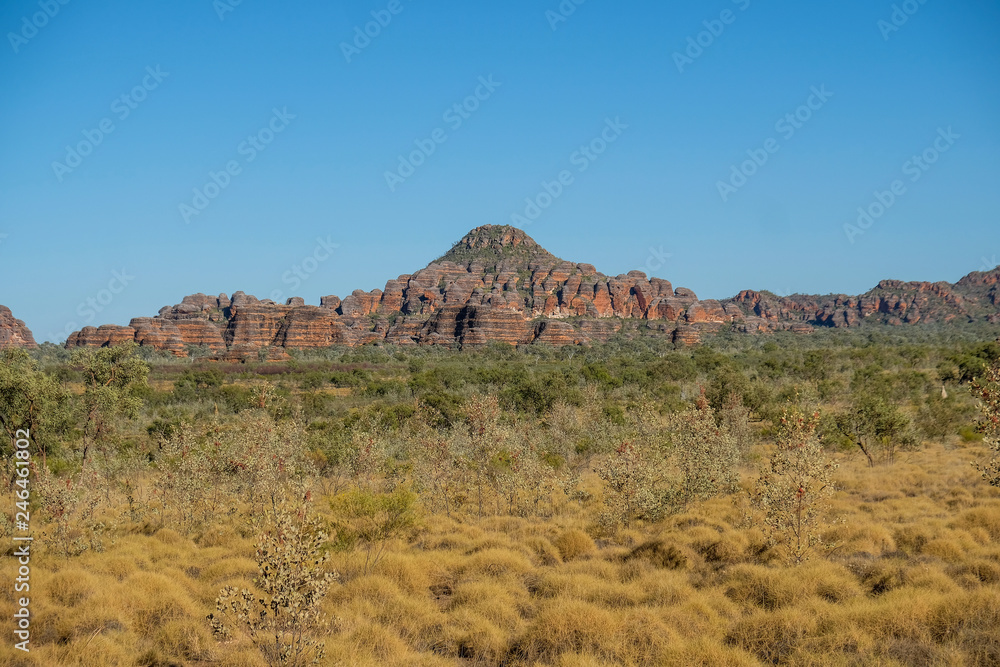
top-left (33, 465), bottom-right (111, 557)
top-left (209, 508), bottom-right (338, 666)
top-left (412, 435), bottom-right (463, 517)
top-left (219, 412), bottom-right (315, 523)
top-left (343, 421), bottom-right (390, 493)
top-left (719, 392), bottom-right (754, 462)
top-left (971, 361), bottom-right (1000, 486)
top-left (490, 425), bottom-right (572, 518)
top-left (671, 395), bottom-right (741, 504)
top-left (463, 394), bottom-right (506, 518)
top-left (596, 441), bottom-right (670, 527)
top-left (751, 409), bottom-right (837, 564)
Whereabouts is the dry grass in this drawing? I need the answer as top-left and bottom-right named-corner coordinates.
top-left (4, 439), bottom-right (1000, 666)
top-left (553, 529), bottom-right (596, 562)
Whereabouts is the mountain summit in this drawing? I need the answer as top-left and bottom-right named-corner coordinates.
top-left (51, 226), bottom-right (1000, 356)
top-left (436, 225), bottom-right (558, 265)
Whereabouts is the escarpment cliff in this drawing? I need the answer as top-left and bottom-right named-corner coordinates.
top-left (64, 226), bottom-right (1000, 356)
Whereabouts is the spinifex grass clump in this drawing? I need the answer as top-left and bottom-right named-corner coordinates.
top-left (751, 409), bottom-right (838, 564)
top-left (209, 507), bottom-right (338, 666)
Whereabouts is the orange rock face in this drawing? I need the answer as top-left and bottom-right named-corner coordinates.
top-left (0, 306), bottom-right (37, 349)
top-left (685, 300), bottom-right (728, 324)
top-left (66, 325), bottom-right (136, 349)
top-left (533, 320), bottom-right (588, 346)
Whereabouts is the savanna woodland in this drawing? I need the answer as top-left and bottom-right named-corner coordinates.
top-left (3, 326), bottom-right (1000, 667)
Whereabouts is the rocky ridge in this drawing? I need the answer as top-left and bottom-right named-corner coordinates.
top-left (0, 306), bottom-right (37, 349)
top-left (60, 226), bottom-right (1000, 356)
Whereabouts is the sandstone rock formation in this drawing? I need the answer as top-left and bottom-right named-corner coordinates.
top-left (0, 306), bottom-right (37, 349)
top-left (64, 226), bottom-right (1000, 356)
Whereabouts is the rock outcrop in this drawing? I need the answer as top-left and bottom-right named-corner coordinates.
top-left (0, 306), bottom-right (37, 349)
top-left (64, 226), bottom-right (1000, 356)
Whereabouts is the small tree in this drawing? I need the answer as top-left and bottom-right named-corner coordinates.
top-left (837, 392), bottom-right (911, 467)
top-left (71, 341), bottom-right (149, 467)
top-left (971, 362), bottom-right (1000, 487)
top-left (0, 348), bottom-right (69, 466)
top-left (751, 409), bottom-right (837, 565)
top-left (210, 508), bottom-right (337, 666)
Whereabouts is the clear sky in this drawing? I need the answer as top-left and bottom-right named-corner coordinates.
top-left (1, 0), bottom-right (998, 343)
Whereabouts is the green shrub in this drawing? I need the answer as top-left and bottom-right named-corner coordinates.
top-left (329, 489), bottom-right (419, 574)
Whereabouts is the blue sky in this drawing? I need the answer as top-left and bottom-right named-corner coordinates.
top-left (1, 0), bottom-right (998, 343)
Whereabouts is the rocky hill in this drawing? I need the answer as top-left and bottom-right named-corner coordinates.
top-left (62, 226), bottom-right (1000, 357)
top-left (0, 306), bottom-right (37, 349)
top-left (724, 269), bottom-right (1000, 330)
